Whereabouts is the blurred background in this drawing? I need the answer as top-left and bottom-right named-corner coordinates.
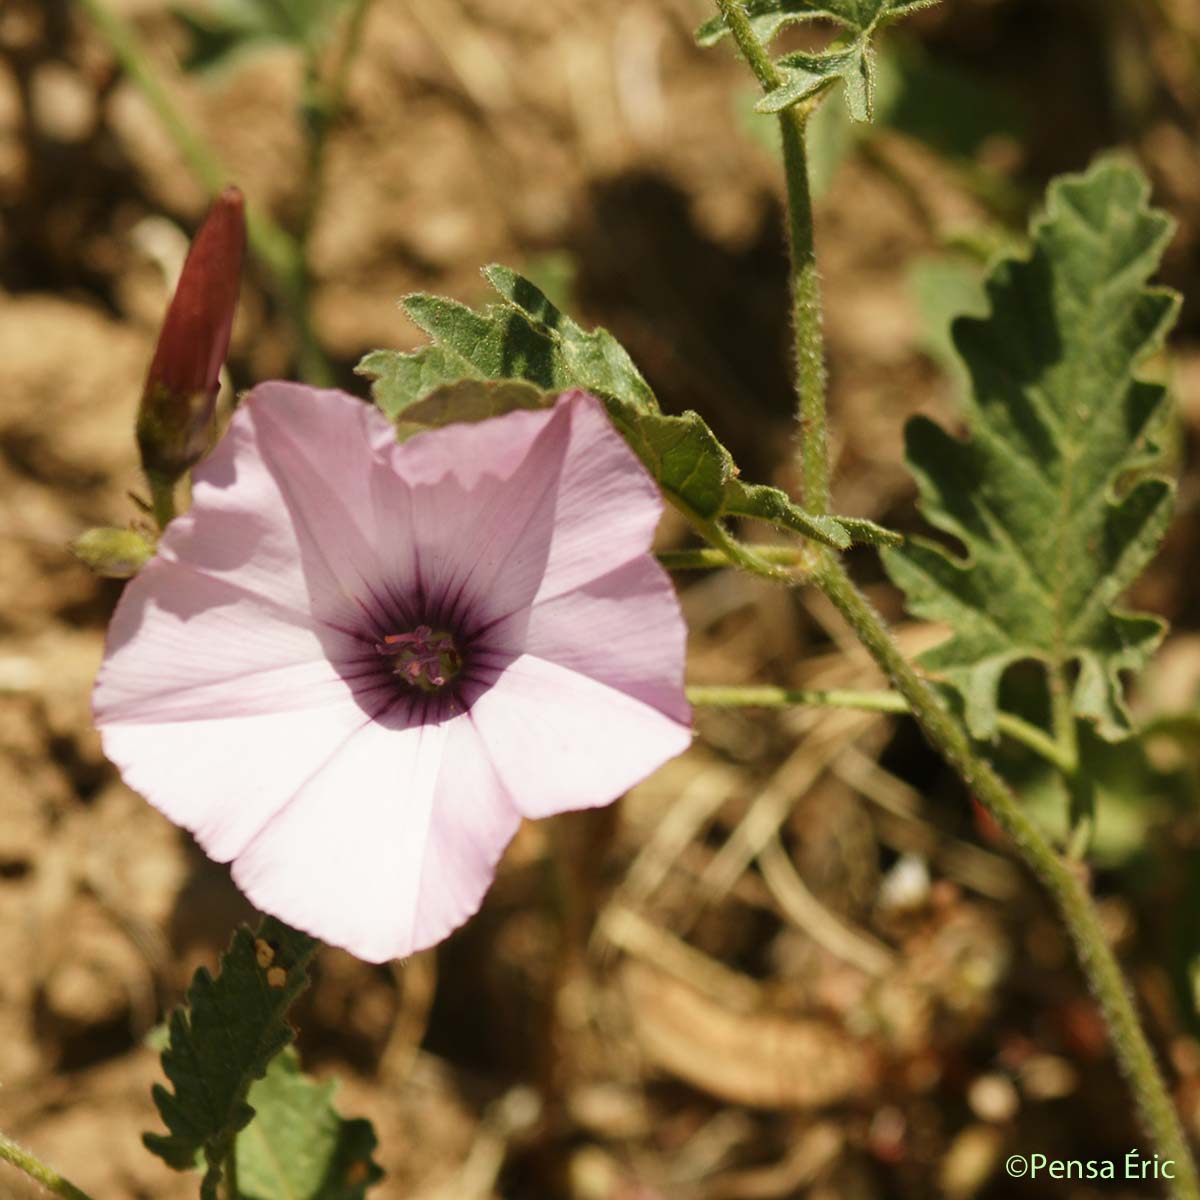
top-left (2, 0), bottom-right (1200, 1196)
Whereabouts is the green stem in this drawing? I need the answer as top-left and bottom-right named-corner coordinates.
top-left (686, 683), bottom-right (1071, 771)
top-left (656, 545), bottom-right (805, 570)
top-left (292, 0), bottom-right (374, 387)
top-left (74, 0), bottom-right (224, 191)
top-left (691, 517), bottom-right (811, 584)
top-left (0, 1134), bottom-right (96, 1200)
top-left (328, 0), bottom-right (376, 138)
top-left (224, 1143), bottom-right (239, 1200)
top-left (715, 0), bottom-right (829, 515)
top-left (147, 473), bottom-right (178, 531)
top-left (1050, 664), bottom-right (1095, 859)
top-left (689, 684), bottom-right (908, 712)
top-left (298, 0), bottom-right (374, 248)
top-left (74, 0), bottom-right (334, 385)
top-left (812, 551), bottom-right (1198, 1198)
top-left (1050, 665), bottom-right (1080, 775)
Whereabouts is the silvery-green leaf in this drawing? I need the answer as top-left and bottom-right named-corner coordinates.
top-left (883, 160), bottom-right (1179, 740)
top-left (144, 920), bottom-right (318, 1199)
top-left (357, 269), bottom-right (869, 549)
top-left (697, 0), bottom-right (939, 119)
top-left (756, 45), bottom-right (872, 122)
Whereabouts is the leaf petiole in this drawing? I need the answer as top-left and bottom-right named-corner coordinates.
top-left (686, 683), bottom-right (1075, 773)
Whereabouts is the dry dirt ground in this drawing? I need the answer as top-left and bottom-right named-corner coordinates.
top-left (3, 0), bottom-right (1200, 1197)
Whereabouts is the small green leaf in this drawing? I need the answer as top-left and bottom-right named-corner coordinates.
top-left (698, 0), bottom-right (939, 120)
top-left (174, 0), bottom-right (352, 72)
top-left (756, 44), bottom-right (872, 122)
top-left (355, 268), bottom-right (880, 552)
top-left (697, 0), bottom-right (938, 47)
top-left (882, 159), bottom-right (1180, 740)
top-left (237, 1049), bottom-right (383, 1200)
top-left (144, 918), bottom-right (319, 1199)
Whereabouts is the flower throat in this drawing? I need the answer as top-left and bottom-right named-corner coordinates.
top-left (376, 625), bottom-right (462, 692)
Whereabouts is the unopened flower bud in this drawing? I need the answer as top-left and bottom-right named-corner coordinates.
top-left (136, 186), bottom-right (245, 498)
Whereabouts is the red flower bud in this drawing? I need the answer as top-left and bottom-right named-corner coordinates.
top-left (136, 186), bottom-right (246, 493)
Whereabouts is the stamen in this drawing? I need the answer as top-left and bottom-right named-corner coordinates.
top-left (376, 625), bottom-right (462, 692)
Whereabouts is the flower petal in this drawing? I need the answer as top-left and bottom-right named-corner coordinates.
top-left (390, 402), bottom-right (573, 629)
top-left (466, 654), bottom-right (693, 820)
top-left (525, 390), bottom-right (665, 604)
top-left (489, 555), bottom-right (690, 722)
top-left (232, 712), bottom-right (520, 962)
top-left (379, 391), bottom-right (664, 631)
top-left (94, 557), bottom-right (384, 861)
top-left (162, 383), bottom-right (415, 631)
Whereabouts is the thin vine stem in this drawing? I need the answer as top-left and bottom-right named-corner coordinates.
top-left (657, 545), bottom-right (805, 570)
top-left (73, 0), bottom-right (334, 386)
top-left (812, 551), bottom-right (1199, 1198)
top-left (690, 517), bottom-right (812, 584)
top-left (710, 2), bottom-right (1197, 1184)
top-left (686, 683), bottom-right (1071, 772)
top-left (714, 0), bottom-right (829, 516)
top-left (147, 473), bottom-right (178, 531)
top-left (0, 1134), bottom-right (96, 1200)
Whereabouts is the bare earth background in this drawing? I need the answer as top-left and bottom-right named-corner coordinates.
top-left (3, 0), bottom-right (1200, 1197)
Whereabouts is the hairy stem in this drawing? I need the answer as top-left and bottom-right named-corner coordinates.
top-left (813, 551), bottom-right (1198, 1197)
top-left (714, 0), bottom-right (829, 515)
top-left (691, 518), bottom-right (813, 584)
top-left (686, 683), bottom-right (1071, 770)
top-left (657, 545), bottom-right (805, 570)
top-left (0, 1134), bottom-right (96, 1200)
top-left (712, 0), bottom-right (1195, 1184)
top-left (74, 0), bottom-right (333, 385)
top-left (1050, 664), bottom-right (1095, 860)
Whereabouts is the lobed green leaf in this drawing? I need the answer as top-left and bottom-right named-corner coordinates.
top-left (697, 0), bottom-right (940, 121)
top-left (173, 0), bottom-right (354, 73)
top-left (755, 45), bottom-right (872, 122)
top-left (144, 918), bottom-right (319, 1199)
top-left (355, 267), bottom-right (888, 551)
top-left (882, 159), bottom-right (1180, 740)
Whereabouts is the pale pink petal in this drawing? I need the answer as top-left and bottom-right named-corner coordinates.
top-left (103, 701), bottom-right (376, 865)
top-left (94, 558), bottom-right (380, 861)
top-left (163, 383), bottom-right (415, 627)
top-left (524, 390), bottom-right (664, 605)
top-left (390, 402), bottom-right (574, 628)
top-left (232, 713), bottom-right (520, 962)
top-left (488, 555), bottom-right (690, 721)
top-left (375, 392), bottom-right (663, 630)
top-left (399, 716), bottom-right (521, 952)
top-left (467, 654), bottom-right (693, 820)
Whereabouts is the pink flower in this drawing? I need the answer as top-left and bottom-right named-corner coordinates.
top-left (94, 387), bottom-right (691, 962)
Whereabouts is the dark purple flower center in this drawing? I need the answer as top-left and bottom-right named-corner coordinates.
top-left (375, 625), bottom-right (462, 693)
